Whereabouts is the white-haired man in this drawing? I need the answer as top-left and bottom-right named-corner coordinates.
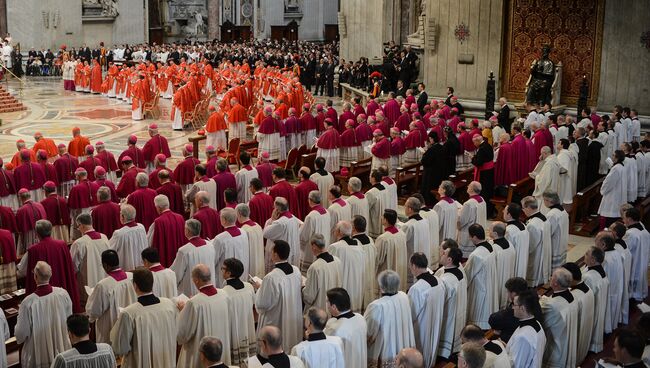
top-left (171, 219), bottom-right (216, 296)
top-left (263, 197), bottom-right (302, 270)
top-left (236, 203), bottom-right (265, 278)
top-left (531, 146), bottom-right (562, 214)
top-left (302, 234), bottom-right (342, 311)
top-left (457, 181), bottom-right (487, 257)
top-left (109, 204), bottom-right (147, 271)
top-left (213, 207), bottom-right (249, 286)
top-left (299, 190), bottom-right (330, 274)
top-left (398, 197), bottom-right (431, 288)
top-left (328, 221), bottom-right (367, 312)
top-left (345, 177), bottom-right (369, 220)
top-left (70, 213), bottom-right (110, 304)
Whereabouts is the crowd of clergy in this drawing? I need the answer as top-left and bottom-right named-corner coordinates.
top-left (0, 65), bottom-right (649, 367)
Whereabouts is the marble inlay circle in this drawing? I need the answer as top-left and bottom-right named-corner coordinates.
top-left (11, 122), bottom-right (116, 139)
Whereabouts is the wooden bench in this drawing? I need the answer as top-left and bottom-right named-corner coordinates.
top-left (569, 177), bottom-right (605, 236)
top-left (298, 153), bottom-right (317, 173)
top-left (336, 156), bottom-right (372, 195)
top-left (490, 176), bottom-right (534, 221)
top-left (394, 162), bottom-right (421, 204)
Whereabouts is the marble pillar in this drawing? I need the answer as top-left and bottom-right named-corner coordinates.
top-left (0, 0), bottom-right (6, 36)
top-left (207, 0), bottom-right (220, 40)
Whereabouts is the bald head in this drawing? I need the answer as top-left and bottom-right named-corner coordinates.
top-left (34, 261), bottom-right (52, 284)
top-left (191, 263), bottom-right (212, 284)
top-left (259, 325), bottom-right (284, 352)
top-left (396, 348), bottom-right (424, 368)
top-left (195, 191), bottom-right (210, 206)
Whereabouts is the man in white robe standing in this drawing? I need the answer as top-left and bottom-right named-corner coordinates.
top-left (246, 326), bottom-right (305, 368)
top-left (433, 180), bottom-right (462, 243)
top-left (141, 247), bottom-right (177, 299)
top-left (503, 203), bottom-right (530, 280)
top-left (413, 193), bottom-right (441, 267)
top-left (491, 222), bottom-right (517, 308)
top-left (310, 157), bottom-right (335, 208)
top-left (70, 213), bottom-right (110, 305)
top-left (611, 222), bottom-right (632, 325)
top-left (596, 231), bottom-right (625, 334)
top-left (324, 288), bottom-right (368, 368)
top-left (351, 215), bottom-right (378, 310)
top-left (556, 139), bottom-right (577, 208)
top-left (327, 185), bottom-right (352, 242)
top-left (457, 181), bottom-right (487, 257)
top-left (407, 252), bottom-right (446, 368)
top-left (86, 250), bottom-right (136, 344)
top-left (522, 196), bottom-right (553, 286)
top-left (302, 234), bottom-right (342, 311)
top-left (185, 164), bottom-right (218, 215)
top-left (562, 262), bottom-right (594, 364)
top-left (291, 307), bottom-right (345, 368)
top-left (111, 267), bottom-right (178, 368)
top-left (170, 219), bottom-right (216, 296)
top-left (460, 324), bottom-right (511, 368)
top-left (366, 170), bottom-right (391, 238)
top-left (375, 209), bottom-right (408, 291)
top-left (531, 146), bottom-right (562, 213)
top-left (213, 208), bottom-right (249, 286)
top-left (507, 290), bottom-right (547, 368)
top-left (253, 240), bottom-right (303, 352)
top-left (51, 314), bottom-right (117, 368)
top-left (263, 197), bottom-right (302, 269)
top-left (623, 207), bottom-right (650, 302)
top-left (109, 204), bottom-right (147, 272)
top-left (465, 224), bottom-right (499, 329)
top-left (177, 264), bottom-right (232, 367)
top-left (399, 197), bottom-right (432, 287)
top-left (437, 246), bottom-right (467, 358)
top-left (236, 203), bottom-right (265, 278)
top-left (15, 261), bottom-right (73, 368)
top-left (540, 267), bottom-right (579, 368)
top-left (365, 270), bottom-right (415, 368)
top-left (543, 191), bottom-right (569, 270)
top-left (346, 177), bottom-right (370, 221)
top-left (329, 221), bottom-right (366, 312)
top-left (379, 167), bottom-right (398, 211)
top-left (581, 246), bottom-right (609, 353)
top-left (235, 152), bottom-right (259, 204)
top-left (598, 150), bottom-right (628, 228)
top-left (299, 191), bottom-right (331, 274)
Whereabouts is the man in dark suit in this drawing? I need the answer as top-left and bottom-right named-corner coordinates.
top-left (444, 86), bottom-right (454, 106)
top-left (471, 134), bottom-right (496, 216)
top-left (416, 83), bottom-right (428, 115)
top-left (574, 127), bottom-right (590, 191)
top-left (326, 58), bottom-right (335, 97)
top-left (396, 80), bottom-right (408, 98)
top-left (496, 97), bottom-right (512, 133)
top-left (314, 59), bottom-right (327, 96)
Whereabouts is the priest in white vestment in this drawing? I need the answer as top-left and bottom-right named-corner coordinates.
top-left (70, 213), bottom-right (110, 303)
top-left (214, 208), bottom-right (250, 286)
top-left (170, 219), bottom-right (216, 296)
top-left (556, 139), bottom-right (577, 206)
top-left (346, 177), bottom-right (370, 221)
top-left (436, 246), bottom-right (467, 358)
top-left (561, 262), bottom-right (595, 364)
top-left (291, 308), bottom-right (345, 368)
top-left (531, 147), bottom-right (562, 214)
top-left (246, 326), bottom-right (306, 368)
top-left (540, 268), bottom-right (579, 368)
top-left (379, 168), bottom-right (398, 211)
top-left (623, 208), bottom-right (650, 302)
top-left (375, 209), bottom-right (408, 291)
top-left (522, 196), bottom-right (553, 286)
top-left (310, 158), bottom-right (335, 208)
top-left (366, 171), bottom-right (391, 238)
top-left (236, 203), bottom-right (266, 278)
top-left (597, 151), bottom-right (628, 225)
top-left (622, 143), bottom-right (639, 202)
top-left (433, 180), bottom-right (462, 243)
top-left (263, 197), bottom-right (303, 269)
top-left (460, 324), bottom-right (511, 368)
top-left (352, 216), bottom-right (379, 310)
top-left (177, 264), bottom-right (232, 367)
top-left (253, 240), bottom-right (303, 352)
top-left (596, 231), bottom-right (625, 334)
top-left (185, 164), bottom-right (218, 215)
top-left (407, 252), bottom-right (446, 368)
top-left (15, 261), bottom-right (73, 368)
top-left (329, 221), bottom-right (366, 312)
top-left (611, 222), bottom-right (632, 325)
top-left (111, 267), bottom-right (178, 368)
top-left (490, 222), bottom-right (517, 308)
top-left (299, 191), bottom-right (331, 274)
top-left (581, 246), bottom-right (609, 353)
top-left (398, 197), bottom-right (432, 287)
top-left (0, 311), bottom-right (7, 368)
top-left (142, 247), bottom-right (177, 299)
top-left (327, 186), bottom-right (352, 242)
top-left (503, 203), bottom-right (530, 281)
top-left (302, 234), bottom-right (342, 311)
top-left (543, 191), bottom-right (569, 270)
top-left (457, 182), bottom-right (487, 257)
top-left (235, 152), bottom-right (259, 204)
top-left (464, 224), bottom-right (499, 329)
top-left (324, 288), bottom-right (368, 368)
top-left (51, 314), bottom-right (117, 368)
top-left (221, 258), bottom-right (257, 365)
top-left (365, 270), bottom-right (415, 368)
top-left (507, 290), bottom-right (547, 368)
top-left (109, 204), bottom-right (148, 272)
top-left (86, 250), bottom-right (136, 344)
top-left (412, 193), bottom-right (441, 267)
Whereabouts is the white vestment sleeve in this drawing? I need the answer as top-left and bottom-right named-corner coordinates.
top-left (110, 312), bottom-right (134, 356)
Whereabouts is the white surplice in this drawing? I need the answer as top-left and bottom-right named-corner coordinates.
top-left (603, 249), bottom-right (625, 333)
top-left (598, 163), bottom-right (627, 218)
top-left (435, 267), bottom-right (467, 358)
top-left (70, 233), bottom-right (110, 292)
top-left (381, 178), bottom-right (398, 211)
top-left (109, 224), bottom-right (148, 272)
top-left (263, 215), bottom-right (303, 269)
top-left (623, 156), bottom-right (638, 202)
top-left (246, 354), bottom-right (305, 368)
top-left (582, 266), bottom-right (609, 353)
top-left (324, 313), bottom-right (368, 368)
top-left (408, 273), bottom-right (446, 368)
top-left (346, 193), bottom-right (370, 222)
top-left (483, 339), bottom-right (511, 368)
top-left (213, 228), bottom-right (250, 286)
top-left (255, 263), bottom-right (303, 352)
top-left (302, 255), bottom-right (342, 311)
top-left (615, 241), bottom-right (632, 324)
top-left (433, 198), bottom-right (461, 244)
top-left (353, 233), bottom-right (378, 310)
top-left (457, 197), bottom-right (487, 257)
top-left (464, 242), bottom-right (499, 329)
top-left (50, 342), bottom-right (117, 368)
top-left (364, 292), bottom-right (416, 368)
top-left (366, 184), bottom-right (389, 238)
top-left (151, 266), bottom-right (178, 299)
top-left (557, 149), bottom-right (577, 204)
top-left (398, 214), bottom-right (432, 288)
top-left (86, 272), bottom-right (137, 344)
top-left (111, 297), bottom-right (178, 368)
top-left (0, 312), bottom-right (7, 368)
top-left (328, 200), bottom-right (352, 242)
top-left (533, 155), bottom-right (561, 213)
top-left (177, 290), bottom-right (232, 367)
top-left (492, 238), bottom-right (516, 309)
top-left (570, 283), bottom-right (595, 364)
top-left (375, 229), bottom-right (408, 292)
top-left (291, 335), bottom-right (345, 368)
top-left (507, 317), bottom-right (546, 368)
top-left (222, 282), bottom-right (257, 365)
top-left (170, 239), bottom-right (216, 296)
top-left (329, 238), bottom-right (366, 312)
top-left (235, 166), bottom-right (259, 203)
top-left (186, 178), bottom-right (218, 214)
top-left (540, 292), bottom-right (579, 368)
top-left (419, 207), bottom-right (441, 267)
top-left (15, 287), bottom-right (72, 368)
top-left (525, 213), bottom-right (553, 287)
top-left (505, 221), bottom-right (530, 280)
top-left (241, 222), bottom-right (266, 278)
top-left (546, 207), bottom-right (569, 270)
top-left (310, 172), bottom-right (335, 208)
top-left (299, 209), bottom-right (331, 274)
top-left (625, 223), bottom-right (650, 301)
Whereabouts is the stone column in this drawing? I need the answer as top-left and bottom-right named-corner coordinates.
top-left (0, 0), bottom-right (6, 36)
top-left (207, 0), bottom-right (220, 40)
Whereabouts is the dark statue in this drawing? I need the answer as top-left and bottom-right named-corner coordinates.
top-left (526, 45), bottom-right (555, 106)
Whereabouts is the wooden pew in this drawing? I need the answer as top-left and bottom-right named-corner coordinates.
top-left (431, 169), bottom-right (474, 202)
top-left (336, 157), bottom-right (372, 195)
top-left (394, 162), bottom-right (421, 204)
top-left (490, 176), bottom-right (535, 222)
top-left (569, 177), bottom-right (605, 236)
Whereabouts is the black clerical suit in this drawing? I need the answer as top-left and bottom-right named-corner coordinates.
top-left (472, 141), bottom-right (495, 214)
top-left (420, 142), bottom-right (446, 206)
top-left (498, 104), bottom-right (511, 133)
